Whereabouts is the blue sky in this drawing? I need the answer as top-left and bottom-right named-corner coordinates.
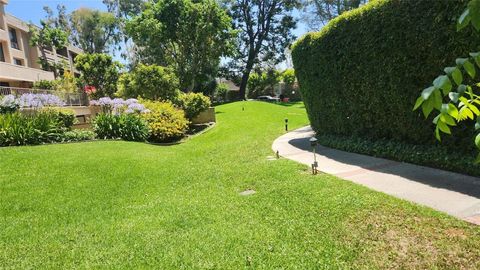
top-left (6, 0), bottom-right (308, 36)
top-left (5, 0), bottom-right (107, 24)
top-left (6, 0), bottom-right (310, 67)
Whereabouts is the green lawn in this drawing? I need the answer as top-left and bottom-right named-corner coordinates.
top-left (1, 101), bottom-right (479, 269)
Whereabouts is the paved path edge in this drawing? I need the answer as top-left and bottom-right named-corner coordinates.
top-left (272, 126), bottom-right (480, 225)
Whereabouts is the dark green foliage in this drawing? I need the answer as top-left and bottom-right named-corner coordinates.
top-left (42, 108), bottom-right (77, 130)
top-left (93, 113), bottom-right (149, 141)
top-left (117, 64), bottom-right (180, 101)
top-left (127, 0), bottom-right (234, 91)
top-left (292, 0), bottom-right (479, 153)
top-left (316, 134), bottom-right (480, 177)
top-left (33, 80), bottom-right (56, 90)
top-left (176, 92), bottom-right (211, 120)
top-left (63, 130), bottom-right (96, 142)
top-left (247, 70), bottom-right (282, 99)
top-left (75, 53), bottom-right (122, 98)
top-left (0, 111), bottom-right (65, 146)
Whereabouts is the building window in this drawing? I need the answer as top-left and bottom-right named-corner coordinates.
top-left (14, 58), bottom-right (23, 66)
top-left (0, 44), bottom-right (5, 62)
top-left (9, 28), bottom-right (19, 50)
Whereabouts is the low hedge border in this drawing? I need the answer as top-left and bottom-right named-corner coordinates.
top-left (316, 134), bottom-right (480, 177)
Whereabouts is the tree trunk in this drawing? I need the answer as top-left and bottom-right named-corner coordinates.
top-left (238, 52), bottom-right (256, 100)
top-left (238, 70), bottom-right (250, 100)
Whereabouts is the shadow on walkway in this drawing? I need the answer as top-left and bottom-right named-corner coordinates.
top-left (289, 137), bottom-right (480, 199)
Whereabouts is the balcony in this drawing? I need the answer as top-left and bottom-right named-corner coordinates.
top-left (0, 61), bottom-right (55, 82)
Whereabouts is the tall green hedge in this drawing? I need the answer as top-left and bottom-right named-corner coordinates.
top-left (292, 0), bottom-right (480, 153)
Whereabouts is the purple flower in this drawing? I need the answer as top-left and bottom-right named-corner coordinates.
top-left (98, 97), bottom-right (113, 106)
top-left (17, 93), bottom-right (64, 108)
top-left (91, 96), bottom-right (148, 114)
top-left (125, 98), bottom-right (138, 105)
top-left (127, 103), bottom-right (146, 113)
top-left (0, 95), bottom-right (19, 113)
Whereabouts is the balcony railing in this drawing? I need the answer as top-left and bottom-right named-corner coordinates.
top-left (0, 86), bottom-right (89, 107)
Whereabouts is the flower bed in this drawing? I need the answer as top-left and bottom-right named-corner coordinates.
top-left (0, 93), bottom-right (212, 147)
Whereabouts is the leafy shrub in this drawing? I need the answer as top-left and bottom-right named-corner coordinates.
top-left (247, 70), bottom-right (281, 99)
top-left (41, 108), bottom-right (77, 129)
top-left (117, 64), bottom-right (180, 101)
top-left (214, 83), bottom-right (229, 102)
top-left (0, 111), bottom-right (64, 146)
top-left (93, 113), bottom-right (149, 142)
top-left (33, 72), bottom-right (79, 93)
top-left (281, 69), bottom-right (296, 86)
top-left (63, 130), bottom-right (95, 142)
top-left (315, 134), bottom-right (480, 177)
top-left (291, 0), bottom-right (479, 153)
top-left (176, 92), bottom-right (211, 120)
top-left (75, 53), bottom-right (122, 98)
top-left (141, 100), bottom-right (189, 143)
top-left (53, 71), bottom-right (79, 93)
top-left (33, 80), bottom-right (55, 90)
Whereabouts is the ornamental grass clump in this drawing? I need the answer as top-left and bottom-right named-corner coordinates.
top-left (93, 113), bottom-right (149, 142)
top-left (0, 111), bottom-right (65, 146)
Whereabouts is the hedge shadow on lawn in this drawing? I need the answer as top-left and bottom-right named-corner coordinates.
top-left (288, 137), bottom-right (480, 199)
top-left (274, 102), bottom-right (305, 108)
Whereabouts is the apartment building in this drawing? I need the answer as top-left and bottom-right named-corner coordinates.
top-left (0, 0), bottom-right (82, 88)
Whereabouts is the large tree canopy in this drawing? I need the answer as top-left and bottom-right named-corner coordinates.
top-left (126, 0), bottom-right (235, 92)
top-left (103, 0), bottom-right (145, 19)
top-left (224, 0), bottom-right (299, 99)
top-left (70, 8), bottom-right (121, 54)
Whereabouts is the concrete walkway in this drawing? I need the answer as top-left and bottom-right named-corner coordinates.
top-left (272, 126), bottom-right (480, 225)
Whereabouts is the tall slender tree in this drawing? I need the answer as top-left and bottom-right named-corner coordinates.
top-left (29, 6), bottom-right (69, 78)
top-left (103, 0), bottom-right (146, 66)
top-left (224, 0), bottom-right (299, 99)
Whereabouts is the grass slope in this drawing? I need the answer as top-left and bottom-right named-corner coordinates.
top-left (1, 101), bottom-right (479, 269)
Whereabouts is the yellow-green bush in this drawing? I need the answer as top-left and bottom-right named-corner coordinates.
top-left (176, 92), bottom-right (211, 120)
top-left (141, 100), bottom-right (189, 143)
top-left (292, 0), bottom-right (479, 153)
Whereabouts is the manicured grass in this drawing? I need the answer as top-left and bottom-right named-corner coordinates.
top-left (1, 101), bottom-right (479, 269)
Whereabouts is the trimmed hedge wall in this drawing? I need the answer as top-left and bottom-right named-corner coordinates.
top-left (292, 0), bottom-right (480, 154)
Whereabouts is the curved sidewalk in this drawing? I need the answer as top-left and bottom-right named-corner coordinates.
top-left (272, 126), bottom-right (480, 224)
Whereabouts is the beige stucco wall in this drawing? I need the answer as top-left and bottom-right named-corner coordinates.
top-left (192, 107), bottom-right (216, 124)
top-left (0, 61), bottom-right (55, 82)
top-left (0, 0), bottom-right (82, 87)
